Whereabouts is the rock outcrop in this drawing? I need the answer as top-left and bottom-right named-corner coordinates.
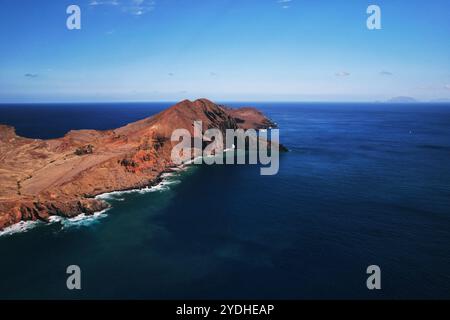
top-left (0, 99), bottom-right (278, 230)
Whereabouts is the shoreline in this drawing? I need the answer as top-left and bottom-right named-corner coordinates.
top-left (0, 165), bottom-right (188, 237)
top-left (0, 145), bottom-right (273, 236)
top-left (0, 99), bottom-right (277, 233)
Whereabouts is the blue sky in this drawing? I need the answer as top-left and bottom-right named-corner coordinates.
top-left (0, 0), bottom-right (449, 102)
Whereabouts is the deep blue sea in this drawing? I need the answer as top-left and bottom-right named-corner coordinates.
top-left (0, 102), bottom-right (450, 299)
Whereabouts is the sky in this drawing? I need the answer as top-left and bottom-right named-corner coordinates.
top-left (0, 0), bottom-right (449, 102)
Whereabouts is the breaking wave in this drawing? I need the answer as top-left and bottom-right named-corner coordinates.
top-left (58, 209), bottom-right (110, 229)
top-left (0, 220), bottom-right (42, 237)
top-left (0, 209), bottom-right (112, 237)
top-left (95, 176), bottom-right (181, 201)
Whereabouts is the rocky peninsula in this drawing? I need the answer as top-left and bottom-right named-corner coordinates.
top-left (0, 99), bottom-right (276, 230)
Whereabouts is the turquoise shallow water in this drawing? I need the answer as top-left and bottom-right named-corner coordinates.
top-left (0, 102), bottom-right (450, 299)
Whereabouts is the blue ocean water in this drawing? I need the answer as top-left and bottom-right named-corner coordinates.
top-left (0, 102), bottom-right (450, 299)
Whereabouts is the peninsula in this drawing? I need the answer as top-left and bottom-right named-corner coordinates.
top-left (0, 99), bottom-right (276, 230)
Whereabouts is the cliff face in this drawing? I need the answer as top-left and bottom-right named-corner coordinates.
top-left (0, 99), bottom-right (276, 230)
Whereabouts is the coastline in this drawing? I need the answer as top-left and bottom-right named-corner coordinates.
top-left (0, 167), bottom-right (179, 237)
top-left (0, 99), bottom-right (276, 232)
top-left (0, 144), bottom-right (275, 236)
top-left (0, 149), bottom-right (243, 237)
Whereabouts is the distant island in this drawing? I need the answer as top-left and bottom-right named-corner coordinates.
top-left (0, 99), bottom-right (276, 230)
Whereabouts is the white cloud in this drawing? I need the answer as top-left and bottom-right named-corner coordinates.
top-left (89, 0), bottom-right (119, 6)
top-left (124, 0), bottom-right (155, 15)
top-left (445, 85), bottom-right (450, 90)
top-left (277, 0), bottom-right (292, 9)
top-left (380, 71), bottom-right (393, 76)
top-left (89, 0), bottom-right (155, 15)
top-left (335, 71), bottom-right (350, 77)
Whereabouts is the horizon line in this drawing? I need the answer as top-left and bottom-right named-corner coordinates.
top-left (1, 100), bottom-right (450, 105)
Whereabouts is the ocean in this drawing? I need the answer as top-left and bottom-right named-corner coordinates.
top-left (0, 102), bottom-right (450, 299)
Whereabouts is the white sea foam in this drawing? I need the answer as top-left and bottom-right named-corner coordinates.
top-left (0, 209), bottom-right (111, 237)
top-left (48, 215), bottom-right (63, 223)
top-left (161, 172), bottom-right (175, 178)
top-left (169, 166), bottom-right (186, 172)
top-left (95, 179), bottom-right (177, 200)
top-left (95, 171), bottom-right (182, 201)
top-left (0, 220), bottom-right (42, 237)
top-left (184, 156), bottom-right (202, 165)
top-left (60, 208), bottom-right (110, 229)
